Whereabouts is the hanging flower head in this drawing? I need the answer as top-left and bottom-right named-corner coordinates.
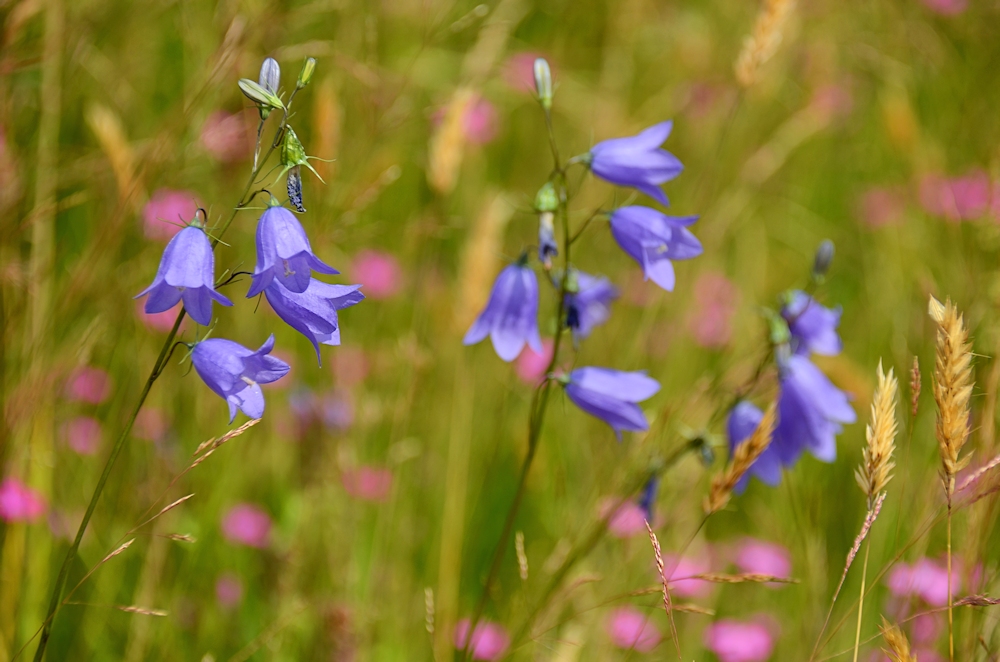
top-left (780, 290), bottom-right (843, 356)
top-left (264, 279), bottom-right (364, 365)
top-left (191, 335), bottom-right (290, 423)
top-left (562, 367), bottom-right (660, 439)
top-left (247, 198), bottom-right (339, 297)
top-left (587, 121), bottom-right (683, 205)
top-left (464, 260), bottom-right (542, 362)
top-left (565, 270), bottom-right (618, 341)
top-left (610, 206), bottom-right (702, 291)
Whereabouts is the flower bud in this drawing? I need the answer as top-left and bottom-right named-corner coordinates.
top-left (534, 182), bottom-right (558, 213)
top-left (259, 57), bottom-right (281, 94)
top-left (812, 239), bottom-right (835, 281)
top-left (297, 57), bottom-right (317, 89)
top-left (537, 212), bottom-right (557, 269)
top-left (238, 78), bottom-right (284, 119)
top-left (533, 58), bottom-right (552, 110)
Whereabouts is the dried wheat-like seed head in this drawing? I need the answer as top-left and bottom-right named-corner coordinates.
top-left (706, 403), bottom-right (777, 513)
top-left (879, 616), bottom-right (915, 662)
top-left (428, 87), bottom-right (475, 194)
top-left (929, 295), bottom-right (973, 499)
top-left (910, 355), bottom-right (921, 418)
top-left (856, 361), bottom-right (899, 509)
top-left (734, 0), bottom-right (795, 87)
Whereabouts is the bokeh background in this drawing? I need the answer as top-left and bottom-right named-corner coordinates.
top-left (2, 0), bottom-right (1000, 659)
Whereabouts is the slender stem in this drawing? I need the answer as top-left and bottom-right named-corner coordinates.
top-left (851, 540), bottom-right (870, 662)
top-left (947, 500), bottom-right (954, 662)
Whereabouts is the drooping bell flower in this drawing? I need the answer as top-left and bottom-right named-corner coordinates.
top-left (535, 182), bottom-right (559, 268)
top-left (263, 278), bottom-right (364, 364)
top-left (463, 260), bottom-right (542, 362)
top-left (637, 473), bottom-right (660, 522)
top-left (587, 121), bottom-right (683, 205)
top-left (565, 270), bottom-right (618, 341)
top-left (247, 199), bottom-right (339, 297)
top-left (191, 334), bottom-right (290, 423)
top-left (135, 223), bottom-right (233, 326)
top-left (780, 290), bottom-right (843, 356)
top-left (727, 400), bottom-right (782, 492)
top-left (609, 206), bottom-right (702, 291)
top-left (562, 367), bottom-right (660, 439)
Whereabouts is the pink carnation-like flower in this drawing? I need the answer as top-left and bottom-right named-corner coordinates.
top-left (858, 186), bottom-right (906, 228)
top-left (0, 478), bottom-right (47, 523)
top-left (453, 619), bottom-right (510, 660)
top-left (919, 171), bottom-right (993, 222)
top-left (215, 572), bottom-right (245, 608)
top-left (910, 611), bottom-right (944, 645)
top-left (886, 558), bottom-right (960, 607)
top-left (605, 607), bottom-right (661, 652)
top-left (65, 366), bottom-right (112, 404)
top-left (704, 619), bottom-right (774, 662)
top-left (143, 188), bottom-right (201, 241)
top-left (734, 538), bottom-right (792, 586)
top-left (342, 466), bottom-right (393, 502)
top-left (351, 250), bottom-right (402, 300)
top-left (63, 416), bottom-right (102, 455)
top-left (663, 553), bottom-right (712, 598)
top-left (921, 0), bottom-right (967, 14)
top-left (221, 503), bottom-right (272, 548)
top-left (201, 110), bottom-right (252, 163)
top-left (133, 408), bottom-right (168, 443)
top-left (464, 97), bottom-right (498, 145)
top-left (135, 299), bottom-right (186, 332)
top-left (686, 272), bottom-right (738, 348)
top-left (597, 498), bottom-right (648, 538)
top-left (514, 338), bottom-right (554, 384)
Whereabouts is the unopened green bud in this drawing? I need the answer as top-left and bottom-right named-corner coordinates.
top-left (238, 79), bottom-right (284, 113)
top-left (533, 58), bottom-right (552, 110)
top-left (259, 57), bottom-right (280, 94)
top-left (534, 182), bottom-right (558, 213)
top-left (281, 126), bottom-right (308, 167)
top-left (765, 308), bottom-right (791, 347)
top-left (297, 57), bottom-right (316, 89)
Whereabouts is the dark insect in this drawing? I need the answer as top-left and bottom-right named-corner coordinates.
top-left (287, 165), bottom-right (306, 212)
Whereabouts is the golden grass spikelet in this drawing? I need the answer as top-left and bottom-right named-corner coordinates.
top-left (910, 355), bottom-right (921, 418)
top-left (734, 0), bottom-right (795, 87)
top-left (929, 295), bottom-right (974, 499)
top-left (879, 617), bottom-right (915, 662)
top-left (427, 87), bottom-right (475, 194)
top-left (856, 361), bottom-right (899, 509)
top-left (705, 403), bottom-right (777, 513)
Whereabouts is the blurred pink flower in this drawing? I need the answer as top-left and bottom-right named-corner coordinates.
top-left (598, 498), bottom-right (648, 538)
top-left (886, 558), bottom-right (960, 607)
top-left (221, 503), bottom-right (272, 548)
top-left (503, 52), bottom-right (548, 93)
top-left (143, 188), bottom-right (201, 240)
top-left (810, 83), bottom-right (853, 121)
top-left (65, 366), bottom-right (112, 404)
top-left (514, 338), bottom-right (554, 384)
top-left (63, 416), bottom-right (102, 455)
top-left (0, 478), bottom-right (47, 523)
top-left (703, 619), bottom-right (774, 662)
top-left (922, 0), bottom-right (967, 14)
top-left (47, 508), bottom-right (81, 540)
top-left (342, 466), bottom-right (392, 502)
top-left (322, 390), bottom-right (355, 431)
top-left (453, 618), bottom-right (510, 660)
top-left (858, 186), bottom-right (906, 228)
top-left (734, 538), bottom-right (792, 585)
top-left (605, 607), bottom-right (661, 652)
top-left (919, 171), bottom-right (993, 222)
top-left (135, 299), bottom-right (186, 332)
top-left (332, 346), bottom-right (369, 390)
top-left (351, 250), bottom-right (402, 299)
top-left (913, 650), bottom-right (946, 662)
top-left (215, 572), bottom-right (244, 608)
top-left (910, 611), bottom-right (944, 644)
top-left (134, 408), bottom-right (168, 442)
top-left (686, 272), bottom-right (738, 348)
top-left (201, 110), bottom-right (252, 163)
top-left (663, 553), bottom-right (712, 598)
top-left (464, 97), bottom-right (498, 145)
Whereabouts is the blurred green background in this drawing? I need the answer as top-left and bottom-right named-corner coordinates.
top-left (2, 0), bottom-right (1000, 659)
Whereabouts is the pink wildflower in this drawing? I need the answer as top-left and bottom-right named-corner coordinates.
top-left (0, 478), bottom-right (47, 523)
top-left (342, 466), bottom-right (392, 502)
top-left (734, 538), bottom-right (792, 586)
top-left (351, 250), bottom-right (402, 299)
top-left (605, 607), bottom-right (661, 652)
top-left (514, 338), bottom-right (554, 384)
top-left (142, 188), bottom-right (201, 241)
top-left (63, 416), bottom-right (102, 455)
top-left (64, 366), bottom-right (112, 404)
top-left (453, 619), bottom-right (510, 660)
top-left (686, 272), bottom-right (738, 348)
top-left (201, 110), bottom-right (252, 163)
top-left (215, 573), bottom-right (245, 608)
top-left (221, 503), bottom-right (272, 548)
top-left (704, 619), bottom-right (775, 662)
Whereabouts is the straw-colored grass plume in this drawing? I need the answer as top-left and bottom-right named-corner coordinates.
top-left (929, 295), bottom-right (973, 500)
top-left (706, 403), bottom-right (777, 513)
top-left (910, 355), bottom-right (921, 418)
top-left (734, 0), bottom-right (795, 87)
top-left (855, 361), bottom-right (899, 510)
top-left (879, 617), bottom-right (915, 662)
top-left (427, 87), bottom-right (476, 194)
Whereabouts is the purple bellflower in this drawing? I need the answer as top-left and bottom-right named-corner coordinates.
top-left (563, 367), bottom-right (660, 439)
top-left (781, 291), bottom-right (843, 356)
top-left (588, 121), bottom-right (683, 205)
top-left (638, 474), bottom-right (660, 522)
top-left (264, 279), bottom-right (365, 364)
top-left (565, 270), bottom-right (619, 341)
top-left (727, 400), bottom-right (782, 493)
top-left (247, 201), bottom-right (339, 298)
top-left (610, 206), bottom-right (702, 291)
top-left (772, 354), bottom-right (856, 465)
top-left (464, 261), bottom-right (542, 362)
top-left (136, 224), bottom-right (233, 326)
top-left (191, 334), bottom-right (291, 423)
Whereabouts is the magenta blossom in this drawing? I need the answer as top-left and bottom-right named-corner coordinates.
top-left (64, 366), bottom-right (112, 404)
top-left (0, 478), bottom-right (47, 523)
top-left (663, 553), bottom-right (712, 598)
top-left (201, 110), bottom-right (251, 162)
top-left (605, 607), bottom-right (661, 652)
top-left (143, 189), bottom-right (201, 241)
top-left (858, 186), bottom-right (906, 228)
top-left (735, 538), bottom-right (792, 586)
top-left (221, 503), bottom-right (272, 548)
top-left (63, 416), bottom-right (102, 455)
top-left (514, 338), bottom-right (554, 384)
top-left (341, 466), bottom-right (393, 502)
top-left (599, 499), bottom-right (648, 538)
top-left (454, 619), bottom-right (510, 660)
top-left (922, 0), bottom-right (967, 14)
top-left (686, 272), bottom-right (738, 348)
top-left (886, 558), bottom-right (960, 607)
top-left (464, 96), bottom-right (498, 145)
top-left (215, 572), bottom-right (245, 608)
top-left (919, 171), bottom-right (993, 221)
top-left (703, 619), bottom-right (775, 662)
top-left (351, 250), bottom-right (402, 299)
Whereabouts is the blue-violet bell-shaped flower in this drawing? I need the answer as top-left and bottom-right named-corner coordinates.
top-left (563, 367), bottom-right (660, 439)
top-left (588, 121), bottom-right (683, 205)
top-left (781, 291), bottom-right (843, 356)
top-left (464, 261), bottom-right (542, 362)
top-left (565, 270), bottom-right (619, 341)
top-left (610, 206), bottom-right (702, 291)
top-left (727, 400), bottom-right (783, 492)
top-left (135, 224), bottom-right (233, 326)
top-left (247, 201), bottom-right (339, 298)
top-left (264, 278), bottom-right (364, 365)
top-left (191, 334), bottom-right (290, 423)
top-left (772, 354), bottom-right (856, 466)
top-left (638, 473), bottom-right (660, 522)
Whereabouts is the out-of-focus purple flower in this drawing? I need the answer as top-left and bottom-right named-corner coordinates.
top-left (342, 466), bottom-right (393, 502)
top-left (537, 212), bottom-right (558, 268)
top-left (728, 401), bottom-right (782, 491)
top-left (0, 478), bottom-right (47, 523)
top-left (64, 366), bottom-right (112, 404)
top-left (781, 291), bottom-right (843, 356)
top-left (886, 558), bottom-right (960, 607)
top-left (191, 335), bottom-right (291, 423)
top-left (63, 416), bottom-right (102, 455)
top-left (610, 206), bottom-right (702, 291)
top-left (136, 225), bottom-right (233, 326)
top-left (565, 271), bottom-right (618, 341)
top-left (201, 110), bottom-right (252, 163)
top-left (703, 619), bottom-right (775, 662)
top-left (134, 408), bottom-right (168, 443)
top-left (247, 203), bottom-right (339, 297)
top-left (215, 573), bottom-right (244, 609)
top-left (454, 619), bottom-right (510, 660)
top-left (735, 538), bottom-right (792, 585)
top-left (599, 498), bottom-right (648, 538)
top-left (589, 122), bottom-right (684, 205)
top-left (351, 250), bottom-right (401, 299)
top-left (638, 474), bottom-right (660, 523)
top-left (858, 186), bottom-right (906, 228)
top-left (321, 390), bottom-right (355, 431)
top-left (664, 553), bottom-right (712, 598)
top-left (143, 189), bottom-right (201, 241)
top-left (772, 354), bottom-right (856, 465)
top-left (221, 503), bottom-right (272, 548)
top-left (564, 367), bottom-right (660, 439)
top-left (464, 96), bottom-right (498, 145)
top-left (687, 272), bottom-right (738, 348)
top-left (464, 262), bottom-right (542, 362)
top-left (922, 0), bottom-right (967, 15)
top-left (919, 171), bottom-right (992, 221)
top-left (264, 279), bottom-right (364, 365)
top-left (605, 607), bottom-right (661, 652)
top-left (514, 338), bottom-right (554, 385)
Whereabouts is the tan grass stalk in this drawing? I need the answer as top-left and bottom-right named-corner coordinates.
top-left (705, 403), bottom-right (777, 513)
top-left (515, 531), bottom-right (529, 581)
top-left (879, 617), bottom-right (915, 662)
top-left (688, 572), bottom-right (798, 585)
top-left (645, 521), bottom-right (680, 659)
top-left (910, 356), bottom-right (921, 419)
top-left (734, 0), bottom-right (795, 87)
top-left (929, 295), bottom-right (973, 662)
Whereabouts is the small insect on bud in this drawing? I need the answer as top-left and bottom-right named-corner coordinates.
top-left (296, 57), bottom-right (316, 90)
top-left (533, 58), bottom-right (553, 110)
top-left (287, 165), bottom-right (305, 213)
top-left (259, 57), bottom-right (281, 94)
top-left (812, 239), bottom-right (835, 282)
